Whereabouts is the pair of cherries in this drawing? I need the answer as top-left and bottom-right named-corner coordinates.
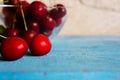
top-left (0, 0), bottom-right (67, 61)
top-left (0, 34), bottom-right (51, 61)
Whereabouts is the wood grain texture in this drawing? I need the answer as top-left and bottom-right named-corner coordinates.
top-left (0, 72), bottom-right (120, 80)
top-left (0, 36), bottom-right (120, 79)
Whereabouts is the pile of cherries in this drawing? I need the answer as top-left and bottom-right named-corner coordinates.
top-left (0, 0), bottom-right (67, 61)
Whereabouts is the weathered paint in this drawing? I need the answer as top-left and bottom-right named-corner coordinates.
top-left (0, 72), bottom-right (120, 80)
top-left (0, 36), bottom-right (120, 79)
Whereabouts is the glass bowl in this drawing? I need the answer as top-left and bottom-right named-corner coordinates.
top-left (0, 0), bottom-right (67, 40)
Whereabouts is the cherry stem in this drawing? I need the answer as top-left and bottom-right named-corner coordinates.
top-left (0, 35), bottom-right (7, 39)
top-left (19, 1), bottom-right (28, 31)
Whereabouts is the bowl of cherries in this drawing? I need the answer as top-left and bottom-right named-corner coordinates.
top-left (0, 0), bottom-right (67, 61)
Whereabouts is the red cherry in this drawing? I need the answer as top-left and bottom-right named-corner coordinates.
top-left (42, 16), bottom-right (55, 31)
top-left (42, 30), bottom-right (52, 37)
top-left (27, 20), bottom-right (40, 32)
top-left (14, 20), bottom-right (24, 32)
top-left (9, 0), bottom-right (25, 5)
top-left (55, 18), bottom-right (62, 27)
top-left (9, 0), bottom-right (20, 5)
top-left (2, 7), bottom-right (12, 16)
top-left (4, 13), bottom-right (16, 27)
top-left (28, 1), bottom-right (47, 20)
top-left (3, 28), bottom-right (19, 37)
top-left (2, 7), bottom-right (8, 16)
top-left (5, 0), bottom-right (21, 13)
top-left (22, 30), bottom-right (37, 44)
top-left (49, 4), bottom-right (67, 19)
top-left (29, 34), bottom-right (52, 56)
top-left (39, 27), bottom-right (52, 37)
top-left (5, 0), bottom-right (29, 16)
top-left (0, 37), bottom-right (28, 60)
top-left (16, 1), bottom-right (30, 16)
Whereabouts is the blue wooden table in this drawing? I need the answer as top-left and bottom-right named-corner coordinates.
top-left (0, 36), bottom-right (120, 80)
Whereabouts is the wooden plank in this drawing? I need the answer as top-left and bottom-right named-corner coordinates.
top-left (0, 72), bottom-right (120, 80)
top-left (0, 36), bottom-right (120, 79)
top-left (0, 36), bottom-right (120, 72)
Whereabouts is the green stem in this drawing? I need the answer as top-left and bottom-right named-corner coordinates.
top-left (0, 35), bottom-right (7, 39)
top-left (19, 1), bottom-right (28, 31)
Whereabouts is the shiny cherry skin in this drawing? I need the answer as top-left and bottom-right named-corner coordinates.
top-left (16, 1), bottom-right (30, 16)
top-left (49, 4), bottom-right (67, 20)
top-left (42, 16), bottom-right (55, 31)
top-left (8, 0), bottom-right (19, 5)
top-left (3, 28), bottom-right (19, 37)
top-left (55, 18), bottom-right (62, 27)
top-left (28, 1), bottom-right (47, 20)
top-left (6, 0), bottom-right (29, 16)
top-left (4, 0), bottom-right (17, 4)
top-left (27, 20), bottom-right (40, 32)
top-left (0, 37), bottom-right (28, 60)
top-left (29, 34), bottom-right (52, 56)
top-left (22, 30), bottom-right (37, 44)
